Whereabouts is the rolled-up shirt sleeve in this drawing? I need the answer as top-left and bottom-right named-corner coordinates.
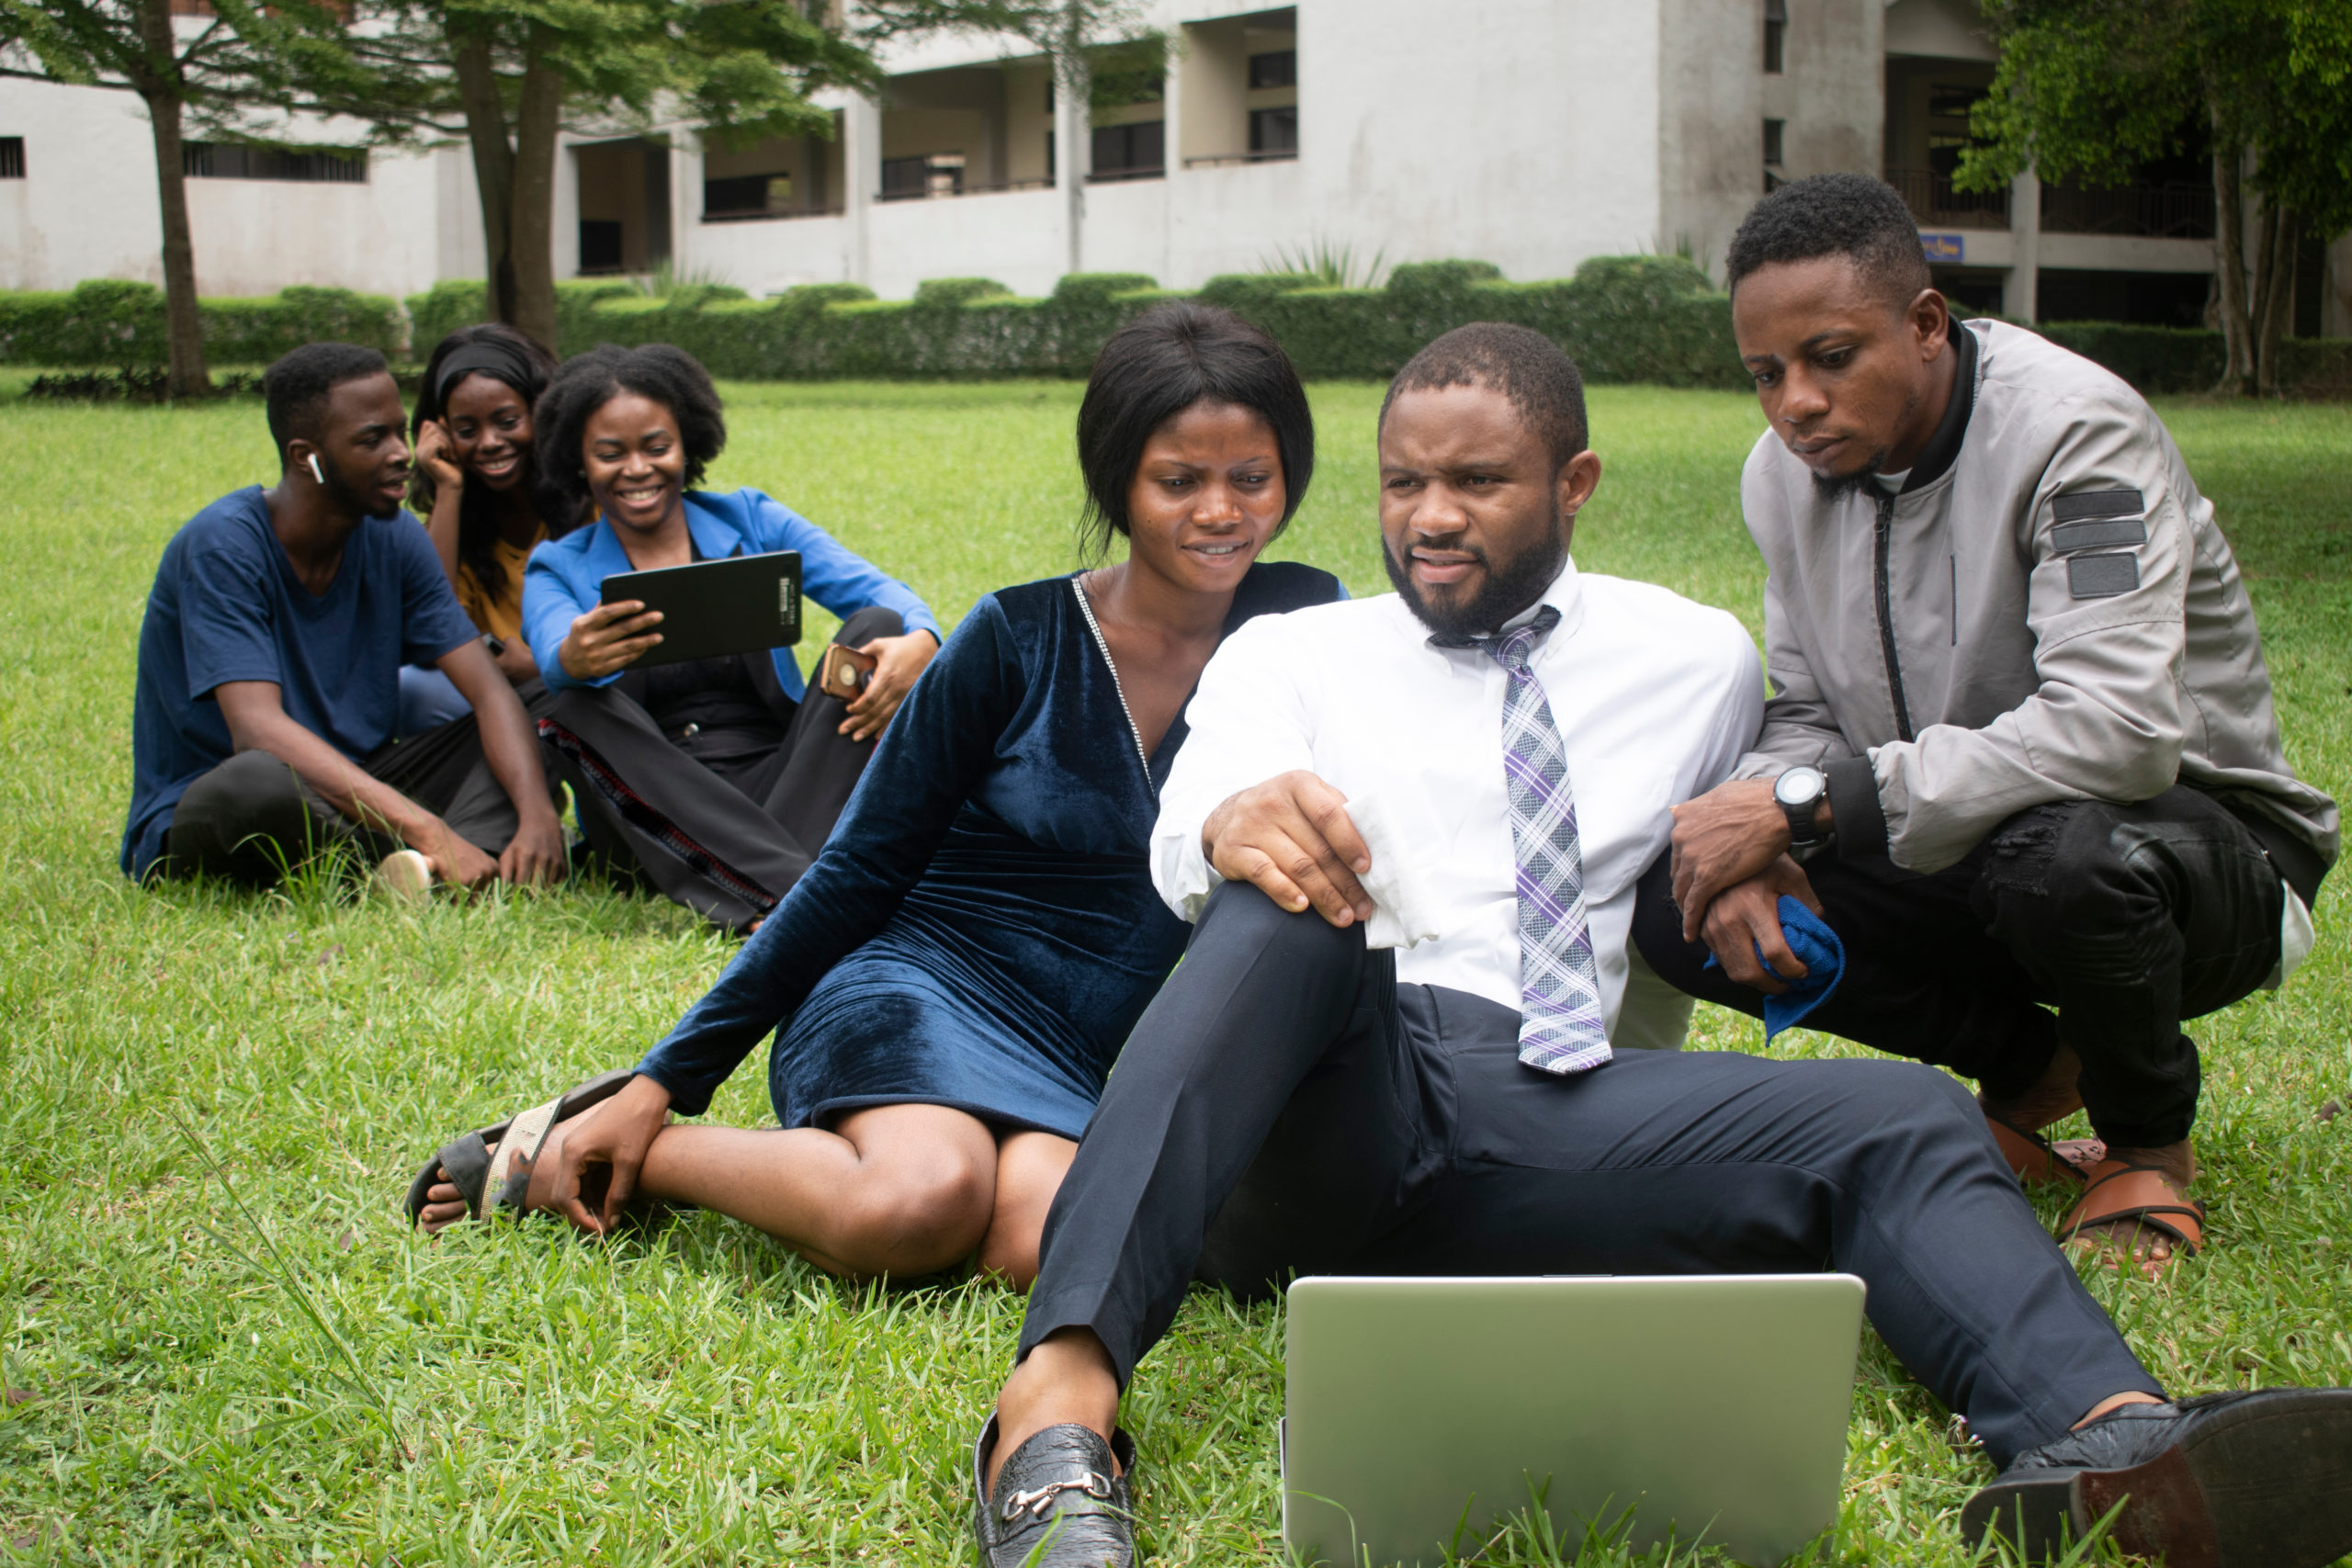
top-left (1150, 615), bottom-right (1320, 922)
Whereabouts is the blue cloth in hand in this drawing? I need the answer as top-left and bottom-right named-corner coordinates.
top-left (1702, 894), bottom-right (1845, 1041)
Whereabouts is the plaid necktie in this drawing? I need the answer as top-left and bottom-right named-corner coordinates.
top-left (1442, 606), bottom-right (1612, 1074)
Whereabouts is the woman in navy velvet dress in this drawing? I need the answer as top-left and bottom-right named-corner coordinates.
top-left (413, 304), bottom-right (1342, 1284)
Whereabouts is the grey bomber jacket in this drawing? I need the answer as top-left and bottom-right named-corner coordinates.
top-left (1733, 317), bottom-right (2337, 906)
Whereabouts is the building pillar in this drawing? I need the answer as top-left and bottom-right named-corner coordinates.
top-left (843, 93), bottom-right (880, 289)
top-left (1056, 62), bottom-right (1089, 277)
top-left (2007, 165), bottom-right (2040, 322)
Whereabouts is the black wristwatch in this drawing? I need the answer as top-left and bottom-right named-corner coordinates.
top-left (1774, 765), bottom-right (1830, 852)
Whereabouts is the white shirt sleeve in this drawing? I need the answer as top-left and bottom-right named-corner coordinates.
top-left (1151, 615), bottom-right (1321, 921)
top-left (1697, 612), bottom-right (1770, 795)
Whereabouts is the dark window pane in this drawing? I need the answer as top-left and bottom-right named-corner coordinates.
top-left (1764, 19), bottom-right (1783, 71)
top-left (1091, 119), bottom-right (1163, 177)
top-left (1249, 106), bottom-right (1298, 155)
top-left (0, 137), bottom-right (24, 178)
top-left (182, 140), bottom-right (365, 182)
top-left (1763, 118), bottom-right (1784, 164)
top-left (579, 220), bottom-right (623, 272)
top-left (704, 174), bottom-right (770, 215)
top-left (1249, 50), bottom-right (1296, 89)
top-left (881, 154), bottom-right (929, 197)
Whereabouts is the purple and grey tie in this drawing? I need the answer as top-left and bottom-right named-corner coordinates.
top-left (1453, 605), bottom-right (1611, 1074)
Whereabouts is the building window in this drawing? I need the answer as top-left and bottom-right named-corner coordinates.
top-left (183, 141), bottom-right (366, 183)
top-left (705, 172), bottom-right (791, 218)
top-left (0, 138), bottom-right (22, 179)
top-left (881, 152), bottom-right (966, 200)
top-left (1764, 0), bottom-right (1786, 73)
top-left (1249, 49), bottom-right (1296, 90)
top-left (1763, 118), bottom-right (1785, 166)
top-left (1089, 120), bottom-right (1164, 181)
top-left (579, 220), bottom-right (623, 273)
top-left (1249, 106), bottom-right (1297, 157)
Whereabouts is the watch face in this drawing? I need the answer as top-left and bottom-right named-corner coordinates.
top-left (1776, 768), bottom-right (1824, 807)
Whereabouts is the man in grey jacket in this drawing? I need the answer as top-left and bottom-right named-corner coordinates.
top-left (1635, 174), bottom-right (2335, 1277)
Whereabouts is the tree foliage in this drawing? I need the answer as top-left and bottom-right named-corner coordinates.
top-left (0, 0), bottom-right (349, 393)
top-left (293, 0), bottom-right (876, 349)
top-left (1955, 0), bottom-right (2352, 394)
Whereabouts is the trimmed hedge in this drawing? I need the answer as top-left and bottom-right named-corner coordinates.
top-left (0, 279), bottom-right (401, 367)
top-left (9, 265), bottom-right (2348, 398)
top-left (391, 254), bottom-right (1751, 388)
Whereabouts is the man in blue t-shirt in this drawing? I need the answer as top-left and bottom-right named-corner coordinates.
top-left (123, 343), bottom-right (566, 892)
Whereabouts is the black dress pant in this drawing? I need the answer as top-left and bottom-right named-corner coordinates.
top-left (1632, 787), bottom-right (2290, 1150)
top-left (1018, 881), bottom-right (2159, 1468)
top-left (537, 609), bottom-right (899, 931)
top-left (160, 710), bottom-right (536, 885)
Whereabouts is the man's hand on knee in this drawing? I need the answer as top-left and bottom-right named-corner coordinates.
top-left (1699, 858), bottom-right (1824, 996)
top-left (1202, 772), bottom-right (1376, 929)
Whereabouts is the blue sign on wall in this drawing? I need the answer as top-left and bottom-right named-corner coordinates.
top-left (1920, 232), bottom-right (1965, 263)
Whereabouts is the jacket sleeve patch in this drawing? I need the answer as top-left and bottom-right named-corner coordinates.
top-left (2067, 551), bottom-right (2141, 599)
top-left (2052, 489), bottom-right (2144, 522)
top-left (2051, 516), bottom-right (2148, 554)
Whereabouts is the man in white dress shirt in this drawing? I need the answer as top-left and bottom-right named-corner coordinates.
top-left (967, 324), bottom-right (2352, 1568)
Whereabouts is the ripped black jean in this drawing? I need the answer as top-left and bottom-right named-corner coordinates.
top-left (1633, 786), bottom-right (2288, 1149)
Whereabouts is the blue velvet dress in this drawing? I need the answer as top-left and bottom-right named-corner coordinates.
top-left (632, 562), bottom-right (1344, 1138)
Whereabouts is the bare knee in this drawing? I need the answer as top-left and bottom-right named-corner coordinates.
top-left (831, 1152), bottom-right (993, 1278)
top-left (977, 1215), bottom-right (1044, 1291)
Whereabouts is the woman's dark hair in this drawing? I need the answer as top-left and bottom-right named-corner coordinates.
top-left (531, 344), bottom-right (728, 528)
top-left (1075, 302), bottom-right (1315, 562)
top-left (409, 324), bottom-right (560, 604)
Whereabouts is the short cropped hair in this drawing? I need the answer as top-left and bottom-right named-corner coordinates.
top-left (263, 343), bottom-right (391, 461)
top-left (1076, 301), bottom-right (1315, 561)
top-left (1725, 172), bottom-right (1932, 307)
top-left (532, 344), bottom-right (727, 526)
top-left (1380, 322), bottom-right (1589, 470)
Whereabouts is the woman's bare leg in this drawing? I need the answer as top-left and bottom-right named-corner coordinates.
top-left (975, 1131), bottom-right (1078, 1290)
top-left (419, 1101), bottom-right (1001, 1278)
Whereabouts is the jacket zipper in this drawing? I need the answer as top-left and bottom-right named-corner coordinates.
top-left (1873, 491), bottom-right (1916, 742)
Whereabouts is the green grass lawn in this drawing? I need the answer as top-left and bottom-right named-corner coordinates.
top-left (1, 379), bottom-right (2348, 1565)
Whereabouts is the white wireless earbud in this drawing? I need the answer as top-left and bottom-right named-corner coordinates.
top-left (307, 453), bottom-right (325, 484)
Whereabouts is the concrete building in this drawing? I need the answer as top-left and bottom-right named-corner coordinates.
top-left (3, 0), bottom-right (2346, 335)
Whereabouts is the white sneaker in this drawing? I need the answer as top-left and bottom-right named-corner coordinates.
top-left (377, 849), bottom-right (434, 904)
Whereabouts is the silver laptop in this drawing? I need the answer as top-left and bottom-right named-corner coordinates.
top-left (1281, 1274), bottom-right (1866, 1567)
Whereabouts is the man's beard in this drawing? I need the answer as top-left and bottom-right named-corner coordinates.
top-left (1808, 448), bottom-right (1893, 507)
top-left (1384, 509), bottom-right (1570, 641)
top-left (321, 458), bottom-right (392, 518)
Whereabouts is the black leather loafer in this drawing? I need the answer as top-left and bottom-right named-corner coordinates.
top-left (970, 1414), bottom-right (1137, 1568)
top-left (1962, 1388), bottom-right (2352, 1566)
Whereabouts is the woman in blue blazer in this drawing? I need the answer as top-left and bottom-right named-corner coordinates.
top-left (521, 345), bottom-right (942, 930)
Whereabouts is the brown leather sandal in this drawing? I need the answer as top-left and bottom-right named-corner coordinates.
top-left (2056, 1159), bottom-right (2206, 1273)
top-left (1984, 1110), bottom-right (2106, 1186)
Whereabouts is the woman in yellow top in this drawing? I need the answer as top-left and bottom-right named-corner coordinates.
top-left (397, 324), bottom-right (567, 733)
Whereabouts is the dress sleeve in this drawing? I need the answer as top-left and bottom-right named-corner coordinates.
top-left (751, 491), bottom-right (943, 644)
top-left (633, 596), bottom-right (1022, 1114)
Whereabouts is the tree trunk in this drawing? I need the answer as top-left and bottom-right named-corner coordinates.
top-left (136, 0), bottom-right (210, 397)
top-left (2247, 197), bottom-right (2280, 389)
top-left (2211, 135), bottom-right (2255, 397)
top-left (447, 22), bottom-right (519, 330)
top-left (507, 29), bottom-right (565, 353)
top-left (2256, 206), bottom-right (2299, 397)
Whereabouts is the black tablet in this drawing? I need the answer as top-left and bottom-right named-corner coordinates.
top-left (599, 551), bottom-right (802, 669)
